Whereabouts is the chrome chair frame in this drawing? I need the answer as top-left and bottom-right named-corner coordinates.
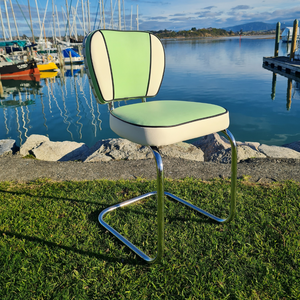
top-left (99, 129), bottom-right (237, 264)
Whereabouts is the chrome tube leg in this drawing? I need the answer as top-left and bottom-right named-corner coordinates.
top-left (98, 146), bottom-right (165, 264)
top-left (150, 146), bottom-right (164, 263)
top-left (165, 129), bottom-right (237, 223)
top-left (221, 129), bottom-right (237, 223)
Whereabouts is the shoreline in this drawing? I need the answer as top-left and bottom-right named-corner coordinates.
top-left (1, 134), bottom-right (300, 183)
top-left (159, 34), bottom-right (275, 41)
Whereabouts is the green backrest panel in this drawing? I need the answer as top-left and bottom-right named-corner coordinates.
top-left (102, 30), bottom-right (151, 99)
top-left (83, 29), bottom-right (165, 103)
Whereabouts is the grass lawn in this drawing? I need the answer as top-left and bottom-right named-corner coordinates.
top-left (0, 177), bottom-right (299, 299)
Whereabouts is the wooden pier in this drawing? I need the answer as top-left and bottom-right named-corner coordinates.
top-left (263, 56), bottom-right (300, 80)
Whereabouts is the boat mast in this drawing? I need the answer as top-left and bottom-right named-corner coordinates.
top-left (52, 0), bottom-right (56, 43)
top-left (110, 0), bottom-right (113, 29)
top-left (122, 0), bottom-right (125, 30)
top-left (71, 5), bottom-right (78, 40)
top-left (101, 0), bottom-right (105, 29)
top-left (4, 0), bottom-right (12, 40)
top-left (118, 0), bottom-right (121, 30)
top-left (55, 5), bottom-right (61, 40)
top-left (130, 5), bottom-right (132, 30)
top-left (34, 0), bottom-right (42, 40)
top-left (28, 0), bottom-right (35, 42)
top-left (85, 1), bottom-right (88, 33)
top-left (65, 0), bottom-right (71, 41)
top-left (39, 0), bottom-right (49, 43)
top-left (9, 0), bottom-right (19, 39)
top-left (98, 0), bottom-right (102, 28)
top-left (0, 7), bottom-right (6, 40)
top-left (81, 0), bottom-right (85, 35)
top-left (136, 5), bottom-right (138, 30)
top-left (87, 0), bottom-right (90, 32)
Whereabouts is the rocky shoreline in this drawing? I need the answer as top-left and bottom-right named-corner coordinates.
top-left (1, 134), bottom-right (300, 183)
top-left (1, 133), bottom-right (300, 163)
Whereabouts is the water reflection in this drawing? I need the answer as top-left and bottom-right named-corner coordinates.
top-left (264, 62), bottom-right (300, 110)
top-left (0, 78), bottom-right (41, 103)
top-left (0, 67), bottom-right (107, 147)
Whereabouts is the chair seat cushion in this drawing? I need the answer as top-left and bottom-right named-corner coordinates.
top-left (110, 100), bottom-right (229, 146)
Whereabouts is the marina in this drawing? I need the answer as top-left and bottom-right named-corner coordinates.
top-left (0, 36), bottom-right (300, 148)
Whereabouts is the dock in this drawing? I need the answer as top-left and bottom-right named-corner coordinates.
top-left (263, 56), bottom-right (300, 80)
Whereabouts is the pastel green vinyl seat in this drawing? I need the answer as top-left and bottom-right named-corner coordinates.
top-left (83, 29), bottom-right (237, 264)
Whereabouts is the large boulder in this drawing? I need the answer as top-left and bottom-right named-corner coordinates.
top-left (282, 141), bottom-right (300, 153)
top-left (258, 144), bottom-right (300, 159)
top-left (20, 134), bottom-right (50, 156)
top-left (85, 138), bottom-right (152, 162)
top-left (159, 142), bottom-right (204, 161)
top-left (192, 133), bottom-right (231, 161)
top-left (31, 140), bottom-right (89, 161)
top-left (0, 139), bottom-right (19, 156)
top-left (209, 144), bottom-right (267, 164)
top-left (237, 145), bottom-right (266, 161)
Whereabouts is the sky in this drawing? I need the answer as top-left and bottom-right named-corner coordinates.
top-left (1, 0), bottom-right (300, 39)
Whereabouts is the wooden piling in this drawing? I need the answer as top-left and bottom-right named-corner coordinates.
top-left (69, 50), bottom-right (72, 65)
top-left (290, 19), bottom-right (298, 61)
top-left (274, 22), bottom-right (280, 57)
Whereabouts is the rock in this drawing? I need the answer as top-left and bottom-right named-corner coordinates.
top-left (209, 144), bottom-right (266, 164)
top-left (85, 138), bottom-right (204, 162)
top-left (283, 141), bottom-right (300, 153)
top-left (159, 142), bottom-right (204, 161)
top-left (20, 134), bottom-right (50, 156)
top-left (209, 148), bottom-right (232, 164)
top-left (85, 138), bottom-right (152, 162)
top-left (237, 145), bottom-right (266, 161)
top-left (192, 133), bottom-right (231, 161)
top-left (258, 144), bottom-right (300, 159)
top-left (32, 141), bottom-right (89, 161)
top-left (5, 134), bottom-right (300, 164)
top-left (243, 141), bottom-right (260, 151)
top-left (0, 139), bottom-right (19, 156)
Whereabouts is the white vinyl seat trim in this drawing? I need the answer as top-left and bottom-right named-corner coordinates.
top-left (110, 109), bottom-right (229, 146)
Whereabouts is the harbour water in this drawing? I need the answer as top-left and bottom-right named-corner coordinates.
top-left (0, 36), bottom-right (299, 147)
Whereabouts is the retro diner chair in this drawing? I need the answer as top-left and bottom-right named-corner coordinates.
top-left (83, 29), bottom-right (237, 264)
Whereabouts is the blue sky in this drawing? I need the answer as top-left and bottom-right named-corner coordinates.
top-left (1, 0), bottom-right (300, 38)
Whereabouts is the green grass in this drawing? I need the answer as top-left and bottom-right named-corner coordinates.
top-left (0, 178), bottom-right (299, 299)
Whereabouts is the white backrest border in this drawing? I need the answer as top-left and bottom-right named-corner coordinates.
top-left (91, 31), bottom-right (114, 101)
top-left (147, 34), bottom-right (165, 97)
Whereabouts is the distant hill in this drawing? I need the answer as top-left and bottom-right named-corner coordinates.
top-left (223, 22), bottom-right (278, 32)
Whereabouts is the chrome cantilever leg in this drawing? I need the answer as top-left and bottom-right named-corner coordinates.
top-left (99, 129), bottom-right (237, 264)
top-left (165, 129), bottom-right (237, 223)
top-left (99, 146), bottom-right (164, 264)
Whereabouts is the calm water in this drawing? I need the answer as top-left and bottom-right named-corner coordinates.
top-left (0, 36), bottom-right (299, 147)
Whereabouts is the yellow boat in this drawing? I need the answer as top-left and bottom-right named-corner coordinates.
top-left (37, 62), bottom-right (58, 72)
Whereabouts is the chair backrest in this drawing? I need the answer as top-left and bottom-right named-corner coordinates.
top-left (83, 29), bottom-right (165, 104)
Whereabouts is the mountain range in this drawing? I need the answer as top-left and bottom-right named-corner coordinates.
top-left (223, 22), bottom-right (292, 32)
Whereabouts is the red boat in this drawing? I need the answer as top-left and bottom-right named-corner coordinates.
top-left (0, 55), bottom-right (40, 80)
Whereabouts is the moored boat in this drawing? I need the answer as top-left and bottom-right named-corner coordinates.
top-left (37, 61), bottom-right (59, 72)
top-left (0, 54), bottom-right (39, 79)
top-left (62, 48), bottom-right (84, 64)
